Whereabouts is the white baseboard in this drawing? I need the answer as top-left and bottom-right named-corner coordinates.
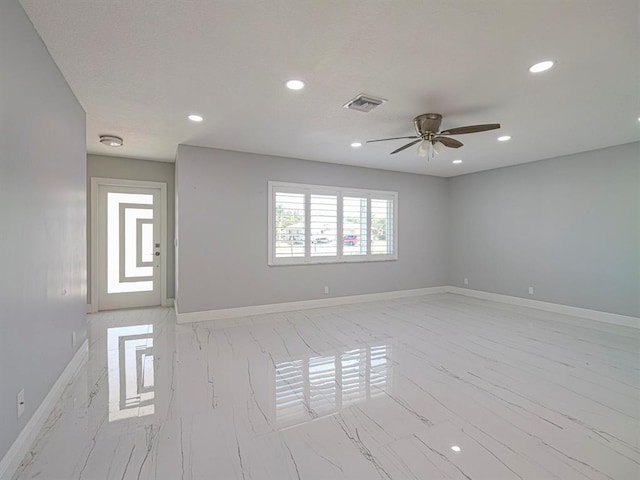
top-left (175, 285), bottom-right (639, 328)
top-left (447, 287), bottom-right (640, 329)
top-left (0, 340), bottom-right (89, 480)
top-left (176, 286), bottom-right (449, 324)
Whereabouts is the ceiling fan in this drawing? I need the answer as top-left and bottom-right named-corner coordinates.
top-left (367, 113), bottom-right (500, 158)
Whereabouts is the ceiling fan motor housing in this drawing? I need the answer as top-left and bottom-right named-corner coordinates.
top-left (413, 113), bottom-right (442, 141)
top-left (414, 113), bottom-right (442, 138)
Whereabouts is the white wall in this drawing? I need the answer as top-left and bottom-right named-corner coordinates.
top-left (87, 154), bottom-right (176, 299)
top-left (0, 0), bottom-right (87, 461)
top-left (449, 142), bottom-right (640, 317)
top-left (175, 145), bottom-right (450, 313)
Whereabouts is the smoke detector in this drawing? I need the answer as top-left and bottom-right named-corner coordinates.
top-left (343, 93), bottom-right (387, 113)
top-left (99, 135), bottom-right (123, 147)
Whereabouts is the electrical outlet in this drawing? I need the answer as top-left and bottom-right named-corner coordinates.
top-left (324, 286), bottom-right (329, 295)
top-left (528, 286), bottom-right (534, 295)
top-left (17, 389), bottom-right (25, 418)
top-left (463, 278), bottom-right (469, 285)
top-left (72, 331), bottom-right (77, 348)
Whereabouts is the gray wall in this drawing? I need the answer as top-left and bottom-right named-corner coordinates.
top-left (175, 145), bottom-right (450, 313)
top-left (87, 155), bottom-right (176, 299)
top-left (449, 142), bottom-right (640, 317)
top-left (0, 0), bottom-right (87, 461)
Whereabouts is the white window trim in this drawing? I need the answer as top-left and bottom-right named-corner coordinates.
top-left (268, 181), bottom-right (398, 266)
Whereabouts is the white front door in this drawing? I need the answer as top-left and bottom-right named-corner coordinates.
top-left (96, 182), bottom-right (163, 310)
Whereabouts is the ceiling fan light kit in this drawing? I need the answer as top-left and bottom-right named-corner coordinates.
top-left (417, 141), bottom-right (429, 157)
top-left (367, 113), bottom-right (501, 158)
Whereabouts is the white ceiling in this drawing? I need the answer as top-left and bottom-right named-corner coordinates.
top-left (21, 0), bottom-right (640, 177)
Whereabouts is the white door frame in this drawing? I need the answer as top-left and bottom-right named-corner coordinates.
top-left (90, 177), bottom-right (169, 312)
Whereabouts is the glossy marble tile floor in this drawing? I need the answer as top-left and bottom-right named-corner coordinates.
top-left (13, 294), bottom-right (640, 479)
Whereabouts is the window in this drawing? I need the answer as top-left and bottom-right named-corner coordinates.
top-left (269, 181), bottom-right (397, 265)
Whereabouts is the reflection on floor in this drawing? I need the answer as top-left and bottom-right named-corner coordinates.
top-left (12, 294), bottom-right (640, 479)
top-left (275, 344), bottom-right (391, 429)
top-left (107, 324), bottom-right (155, 422)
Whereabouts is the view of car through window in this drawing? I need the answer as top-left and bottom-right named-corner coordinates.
top-left (343, 234), bottom-right (359, 246)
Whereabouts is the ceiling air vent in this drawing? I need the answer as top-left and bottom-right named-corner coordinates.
top-left (343, 93), bottom-right (387, 113)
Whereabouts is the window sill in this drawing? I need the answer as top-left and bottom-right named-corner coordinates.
top-left (268, 256), bottom-right (398, 267)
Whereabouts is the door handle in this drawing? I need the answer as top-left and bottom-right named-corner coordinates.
top-left (154, 251), bottom-right (160, 256)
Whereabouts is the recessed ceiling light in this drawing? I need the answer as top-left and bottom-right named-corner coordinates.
top-left (451, 446), bottom-right (461, 452)
top-left (188, 114), bottom-right (204, 122)
top-left (529, 60), bottom-right (554, 73)
top-left (286, 79), bottom-right (305, 90)
top-left (452, 159), bottom-right (463, 164)
top-left (99, 135), bottom-right (123, 147)
top-left (351, 142), bottom-right (362, 148)
top-left (498, 135), bottom-right (512, 142)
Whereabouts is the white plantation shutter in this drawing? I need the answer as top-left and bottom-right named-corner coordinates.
top-left (274, 191), bottom-right (305, 259)
top-left (343, 196), bottom-right (368, 256)
top-left (371, 197), bottom-right (394, 256)
top-left (269, 182), bottom-right (397, 265)
top-left (310, 194), bottom-right (337, 257)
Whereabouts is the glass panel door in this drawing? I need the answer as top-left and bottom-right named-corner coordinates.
top-left (98, 184), bottom-right (161, 310)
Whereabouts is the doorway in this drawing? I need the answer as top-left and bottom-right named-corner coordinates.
top-left (91, 178), bottom-right (168, 311)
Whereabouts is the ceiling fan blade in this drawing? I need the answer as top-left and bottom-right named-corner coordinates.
top-left (366, 135), bottom-right (419, 143)
top-left (439, 123), bottom-right (501, 135)
top-left (434, 136), bottom-right (463, 148)
top-left (390, 139), bottom-right (422, 154)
